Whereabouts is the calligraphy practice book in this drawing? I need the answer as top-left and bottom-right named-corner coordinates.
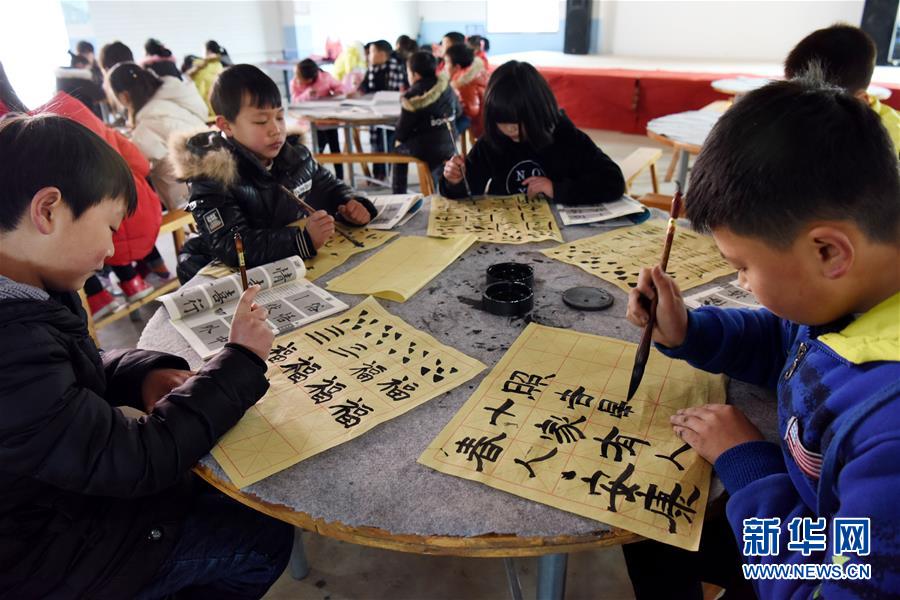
top-left (326, 234), bottom-right (477, 302)
top-left (427, 195), bottom-right (563, 244)
top-left (159, 256), bottom-right (347, 359)
top-left (684, 279), bottom-right (762, 310)
top-left (366, 194), bottom-right (425, 230)
top-left (557, 196), bottom-right (646, 226)
top-left (212, 296), bottom-right (486, 488)
top-left (541, 220), bottom-right (735, 293)
top-left (419, 324), bottom-right (725, 550)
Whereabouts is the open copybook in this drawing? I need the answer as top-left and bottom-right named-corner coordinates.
top-left (159, 256), bottom-right (348, 359)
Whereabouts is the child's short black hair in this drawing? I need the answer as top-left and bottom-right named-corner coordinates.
top-left (369, 40), bottom-right (393, 55)
top-left (0, 114), bottom-right (137, 231)
top-left (144, 38), bottom-right (172, 58)
top-left (687, 76), bottom-right (899, 247)
top-left (407, 51), bottom-right (437, 79)
top-left (445, 44), bottom-right (474, 69)
top-left (296, 58), bottom-right (319, 81)
top-left (443, 31), bottom-right (465, 46)
top-left (784, 24), bottom-right (876, 94)
top-left (483, 61), bottom-right (559, 151)
top-left (395, 35), bottom-right (418, 58)
top-left (467, 35), bottom-right (490, 53)
top-left (76, 40), bottom-right (94, 55)
top-left (206, 40), bottom-right (227, 56)
top-left (210, 64), bottom-right (282, 122)
top-left (99, 41), bottom-right (134, 71)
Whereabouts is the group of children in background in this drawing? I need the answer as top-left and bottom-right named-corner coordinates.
top-left (0, 21), bottom-right (898, 599)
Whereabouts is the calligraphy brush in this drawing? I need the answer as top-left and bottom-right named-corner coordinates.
top-left (278, 184), bottom-right (365, 248)
top-left (626, 187), bottom-right (684, 402)
top-left (233, 231), bottom-right (249, 290)
top-left (445, 121), bottom-right (473, 199)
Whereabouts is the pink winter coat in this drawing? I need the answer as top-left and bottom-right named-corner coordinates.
top-left (27, 93), bottom-right (163, 265)
top-left (290, 71), bottom-right (347, 103)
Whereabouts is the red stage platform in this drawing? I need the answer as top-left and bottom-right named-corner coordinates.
top-left (493, 52), bottom-right (900, 134)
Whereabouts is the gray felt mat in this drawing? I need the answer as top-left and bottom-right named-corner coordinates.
top-left (139, 203), bottom-right (778, 539)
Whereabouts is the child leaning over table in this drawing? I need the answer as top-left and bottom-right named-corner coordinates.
top-left (172, 64), bottom-right (376, 283)
top-left (0, 114), bottom-right (292, 598)
top-left (622, 75), bottom-right (900, 599)
top-left (441, 61), bottom-right (625, 204)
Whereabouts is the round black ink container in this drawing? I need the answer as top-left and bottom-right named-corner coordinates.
top-left (482, 281), bottom-right (534, 316)
top-left (486, 262), bottom-right (534, 288)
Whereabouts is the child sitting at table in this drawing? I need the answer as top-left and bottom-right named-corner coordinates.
top-left (441, 60), bottom-right (625, 203)
top-left (0, 113), bottom-right (291, 599)
top-left (785, 23), bottom-right (899, 155)
top-left (623, 75), bottom-right (900, 599)
top-left (358, 39), bottom-right (408, 181)
top-left (291, 58), bottom-right (346, 179)
top-left (172, 64), bottom-right (376, 283)
top-left (391, 51), bottom-right (460, 194)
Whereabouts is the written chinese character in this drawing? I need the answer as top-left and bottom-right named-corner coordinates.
top-left (328, 343), bottom-right (368, 359)
top-left (557, 386), bottom-right (594, 410)
top-left (455, 433), bottom-right (506, 472)
top-left (654, 443), bottom-right (692, 471)
top-left (305, 325), bottom-right (346, 345)
top-left (641, 482), bottom-right (700, 534)
top-left (596, 397), bottom-right (634, 419)
top-left (484, 398), bottom-right (516, 426)
top-left (376, 375), bottom-right (419, 401)
top-left (268, 341), bottom-right (298, 364)
top-left (594, 426), bottom-right (650, 462)
top-left (348, 361), bottom-right (387, 382)
top-left (501, 370), bottom-right (554, 400)
top-left (535, 415), bottom-right (587, 444)
top-left (330, 398), bottom-right (374, 428)
top-left (304, 375), bottom-right (347, 404)
top-left (600, 463), bottom-right (641, 511)
top-left (280, 356), bottom-right (322, 384)
top-left (513, 447), bottom-right (558, 478)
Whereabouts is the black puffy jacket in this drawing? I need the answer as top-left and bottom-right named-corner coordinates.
top-left (395, 74), bottom-right (459, 157)
top-left (171, 131), bottom-right (376, 281)
top-left (439, 112), bottom-right (626, 204)
top-left (0, 278), bottom-right (269, 598)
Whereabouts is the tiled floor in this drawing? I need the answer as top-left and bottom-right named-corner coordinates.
top-left (97, 129), bottom-right (679, 600)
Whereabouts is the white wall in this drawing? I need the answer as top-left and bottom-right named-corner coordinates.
top-left (294, 0), bottom-right (419, 56)
top-left (81, 0), bottom-right (285, 64)
top-left (602, 0), bottom-right (865, 61)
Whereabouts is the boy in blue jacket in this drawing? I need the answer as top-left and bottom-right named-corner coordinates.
top-left (626, 76), bottom-right (900, 598)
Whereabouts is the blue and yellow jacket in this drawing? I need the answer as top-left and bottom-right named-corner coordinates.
top-left (661, 292), bottom-right (900, 599)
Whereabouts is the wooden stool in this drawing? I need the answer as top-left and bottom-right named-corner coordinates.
top-left (619, 147), bottom-right (662, 194)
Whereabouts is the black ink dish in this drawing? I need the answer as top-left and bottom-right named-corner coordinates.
top-left (482, 282), bottom-right (534, 316)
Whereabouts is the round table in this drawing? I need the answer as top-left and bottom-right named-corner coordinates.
top-left (139, 203), bottom-right (777, 598)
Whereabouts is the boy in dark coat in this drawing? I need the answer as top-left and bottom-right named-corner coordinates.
top-left (172, 64), bottom-right (376, 283)
top-left (0, 114), bottom-right (291, 598)
top-left (392, 51), bottom-right (460, 193)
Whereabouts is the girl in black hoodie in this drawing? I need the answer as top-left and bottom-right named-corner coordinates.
top-left (441, 60), bottom-right (625, 204)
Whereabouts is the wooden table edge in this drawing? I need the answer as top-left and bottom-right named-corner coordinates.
top-left (193, 464), bottom-right (643, 557)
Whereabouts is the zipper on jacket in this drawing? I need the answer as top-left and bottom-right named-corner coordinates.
top-left (783, 342), bottom-right (809, 381)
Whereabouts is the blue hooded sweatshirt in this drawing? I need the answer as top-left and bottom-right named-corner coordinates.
top-left (660, 292), bottom-right (900, 599)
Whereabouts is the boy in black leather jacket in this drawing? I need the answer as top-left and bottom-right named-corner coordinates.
top-left (172, 64), bottom-right (377, 283)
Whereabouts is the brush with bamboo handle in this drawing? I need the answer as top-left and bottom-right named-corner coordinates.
top-left (278, 183), bottom-right (364, 248)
